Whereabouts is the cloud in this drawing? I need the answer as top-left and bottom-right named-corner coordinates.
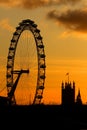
top-left (0, 0), bottom-right (9, 3)
top-left (0, 19), bottom-right (15, 32)
top-left (0, 0), bottom-right (21, 8)
top-left (58, 0), bottom-right (81, 5)
top-left (20, 0), bottom-right (81, 9)
top-left (0, 0), bottom-right (82, 9)
top-left (47, 9), bottom-right (87, 33)
top-left (20, 0), bottom-right (49, 9)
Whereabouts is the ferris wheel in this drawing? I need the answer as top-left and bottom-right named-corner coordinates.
top-left (6, 19), bottom-right (46, 105)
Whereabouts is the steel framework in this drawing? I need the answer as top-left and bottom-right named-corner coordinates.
top-left (6, 19), bottom-right (46, 105)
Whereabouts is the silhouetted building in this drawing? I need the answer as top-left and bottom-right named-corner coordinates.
top-left (61, 81), bottom-right (75, 105)
top-left (76, 89), bottom-right (82, 105)
top-left (0, 96), bottom-right (8, 106)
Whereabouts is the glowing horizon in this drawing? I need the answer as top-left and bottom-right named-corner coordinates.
top-left (0, 57), bottom-right (87, 105)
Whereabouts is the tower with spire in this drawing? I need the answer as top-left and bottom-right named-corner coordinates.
top-left (76, 89), bottom-right (82, 105)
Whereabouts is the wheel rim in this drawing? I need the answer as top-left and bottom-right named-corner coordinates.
top-left (6, 19), bottom-right (46, 105)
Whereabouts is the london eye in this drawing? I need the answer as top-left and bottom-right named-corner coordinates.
top-left (6, 19), bottom-right (46, 105)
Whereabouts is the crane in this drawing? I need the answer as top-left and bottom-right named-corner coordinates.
top-left (7, 69), bottom-right (29, 105)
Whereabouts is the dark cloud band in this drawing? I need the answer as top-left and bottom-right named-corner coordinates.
top-left (0, 0), bottom-right (82, 9)
top-left (47, 9), bottom-right (87, 33)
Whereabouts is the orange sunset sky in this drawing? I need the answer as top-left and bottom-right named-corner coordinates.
top-left (0, 0), bottom-right (87, 105)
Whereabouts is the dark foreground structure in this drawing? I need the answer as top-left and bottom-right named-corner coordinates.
top-left (0, 104), bottom-right (87, 129)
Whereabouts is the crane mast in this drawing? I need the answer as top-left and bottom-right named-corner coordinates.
top-left (8, 69), bottom-right (29, 105)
